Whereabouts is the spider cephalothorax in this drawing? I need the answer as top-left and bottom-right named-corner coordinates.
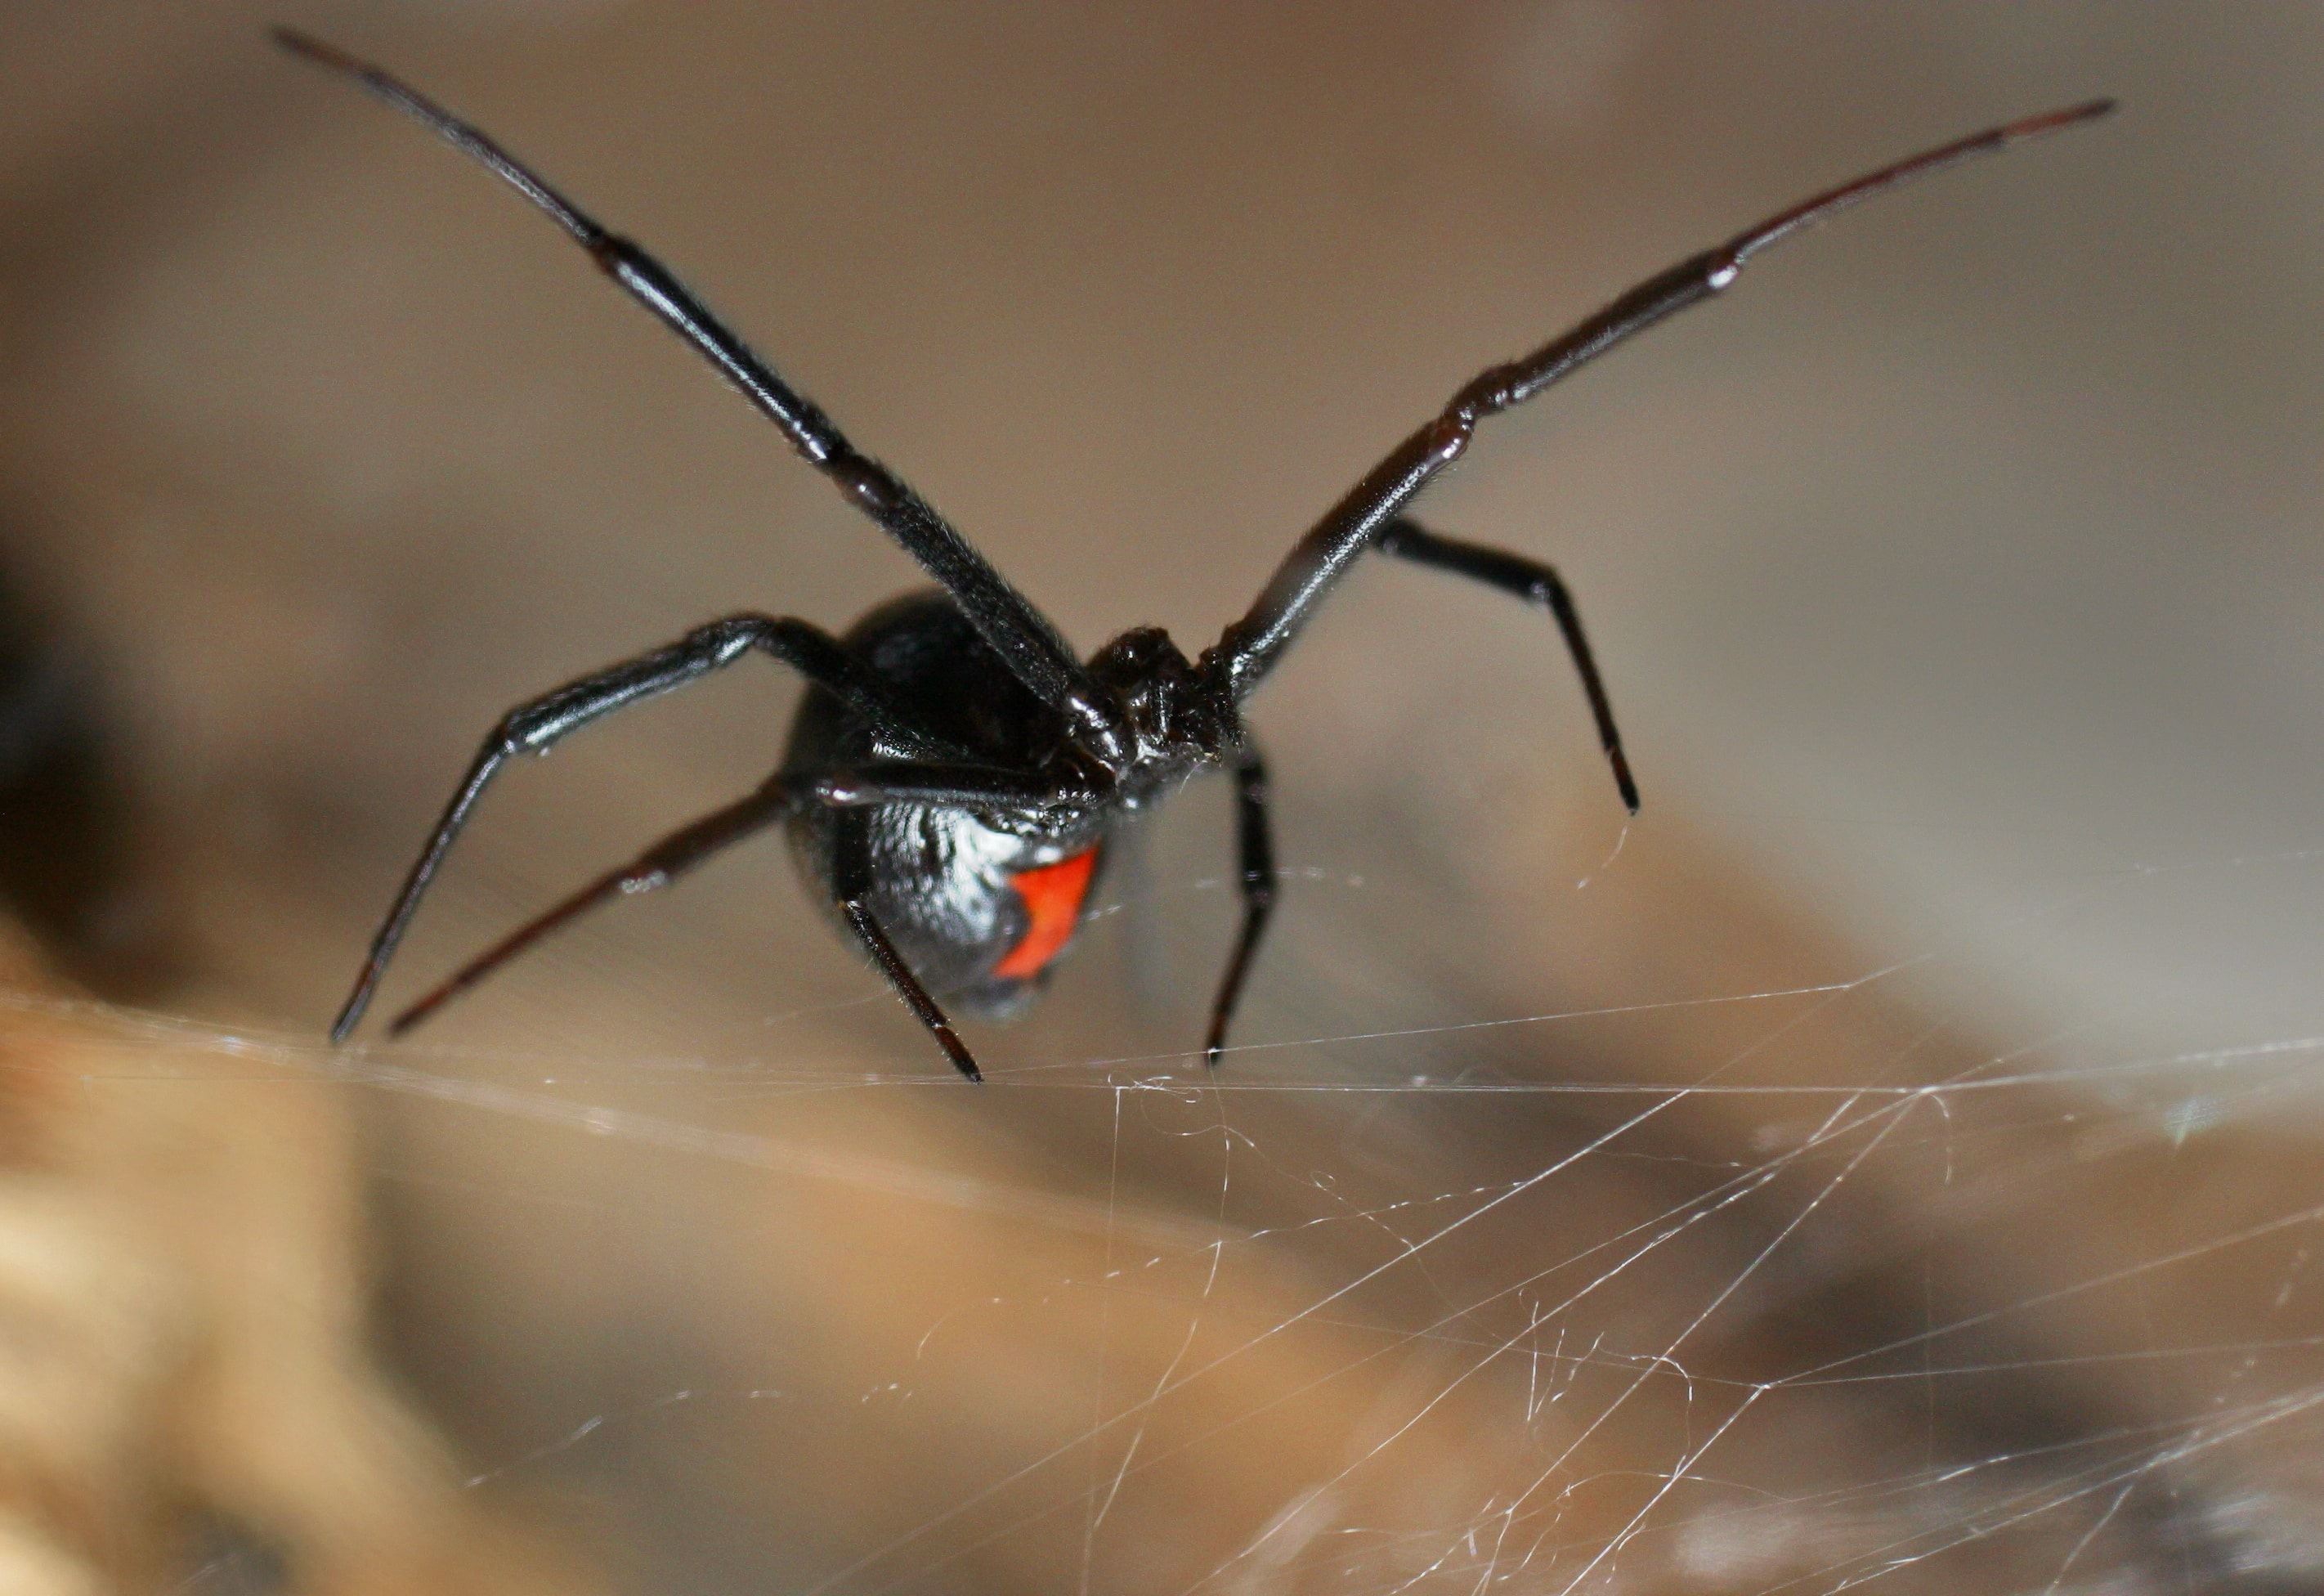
top-left (1088, 628), bottom-right (1238, 782)
top-left (280, 29), bottom-right (2110, 1078)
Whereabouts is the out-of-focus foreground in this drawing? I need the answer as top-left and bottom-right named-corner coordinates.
top-left (3, 4), bottom-right (2323, 1592)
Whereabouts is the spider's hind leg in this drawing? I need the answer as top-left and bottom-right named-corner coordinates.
top-left (388, 773), bottom-right (801, 1037)
top-left (387, 760), bottom-right (1070, 1067)
top-left (832, 809), bottom-right (983, 1082)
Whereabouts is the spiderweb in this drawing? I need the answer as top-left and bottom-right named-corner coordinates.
top-left (125, 747), bottom-right (2324, 1596)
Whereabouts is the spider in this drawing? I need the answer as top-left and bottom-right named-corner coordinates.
top-left (282, 29), bottom-right (2110, 1079)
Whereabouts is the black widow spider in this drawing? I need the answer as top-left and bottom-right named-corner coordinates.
top-left (282, 29), bottom-right (2110, 1080)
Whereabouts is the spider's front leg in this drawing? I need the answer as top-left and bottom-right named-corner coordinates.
top-left (1204, 101), bottom-right (2110, 704)
top-left (334, 612), bottom-right (963, 1041)
top-left (275, 29), bottom-right (1134, 769)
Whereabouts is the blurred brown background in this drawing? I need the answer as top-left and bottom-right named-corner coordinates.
top-left (4, 2), bottom-right (2323, 1592)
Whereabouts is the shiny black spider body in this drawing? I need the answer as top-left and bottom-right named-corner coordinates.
top-left (779, 593), bottom-right (1185, 1018)
top-left (280, 30), bottom-right (2108, 1078)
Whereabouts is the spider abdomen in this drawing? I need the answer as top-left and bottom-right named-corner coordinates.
top-left (787, 796), bottom-right (1109, 1015)
top-left (781, 590), bottom-right (1113, 1014)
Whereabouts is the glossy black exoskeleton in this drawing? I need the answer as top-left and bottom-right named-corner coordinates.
top-left (781, 594), bottom-right (1212, 1020)
top-left (280, 30), bottom-right (2110, 1078)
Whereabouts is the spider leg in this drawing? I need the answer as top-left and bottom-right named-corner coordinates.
top-left (1206, 100), bottom-right (2112, 699)
top-left (833, 810), bottom-right (983, 1081)
top-left (387, 759), bottom-right (1082, 1060)
top-left (334, 612), bottom-right (961, 1042)
top-left (1203, 744), bottom-right (1275, 1067)
top-left (1377, 518), bottom-right (1637, 814)
top-left (804, 763), bottom-right (1099, 812)
top-left (388, 773), bottom-right (799, 1037)
top-left (273, 29), bottom-right (1131, 766)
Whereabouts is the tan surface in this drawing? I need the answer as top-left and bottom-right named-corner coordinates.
top-left (3, 4), bottom-right (2322, 1591)
top-left (0, 928), bottom-right (595, 1594)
